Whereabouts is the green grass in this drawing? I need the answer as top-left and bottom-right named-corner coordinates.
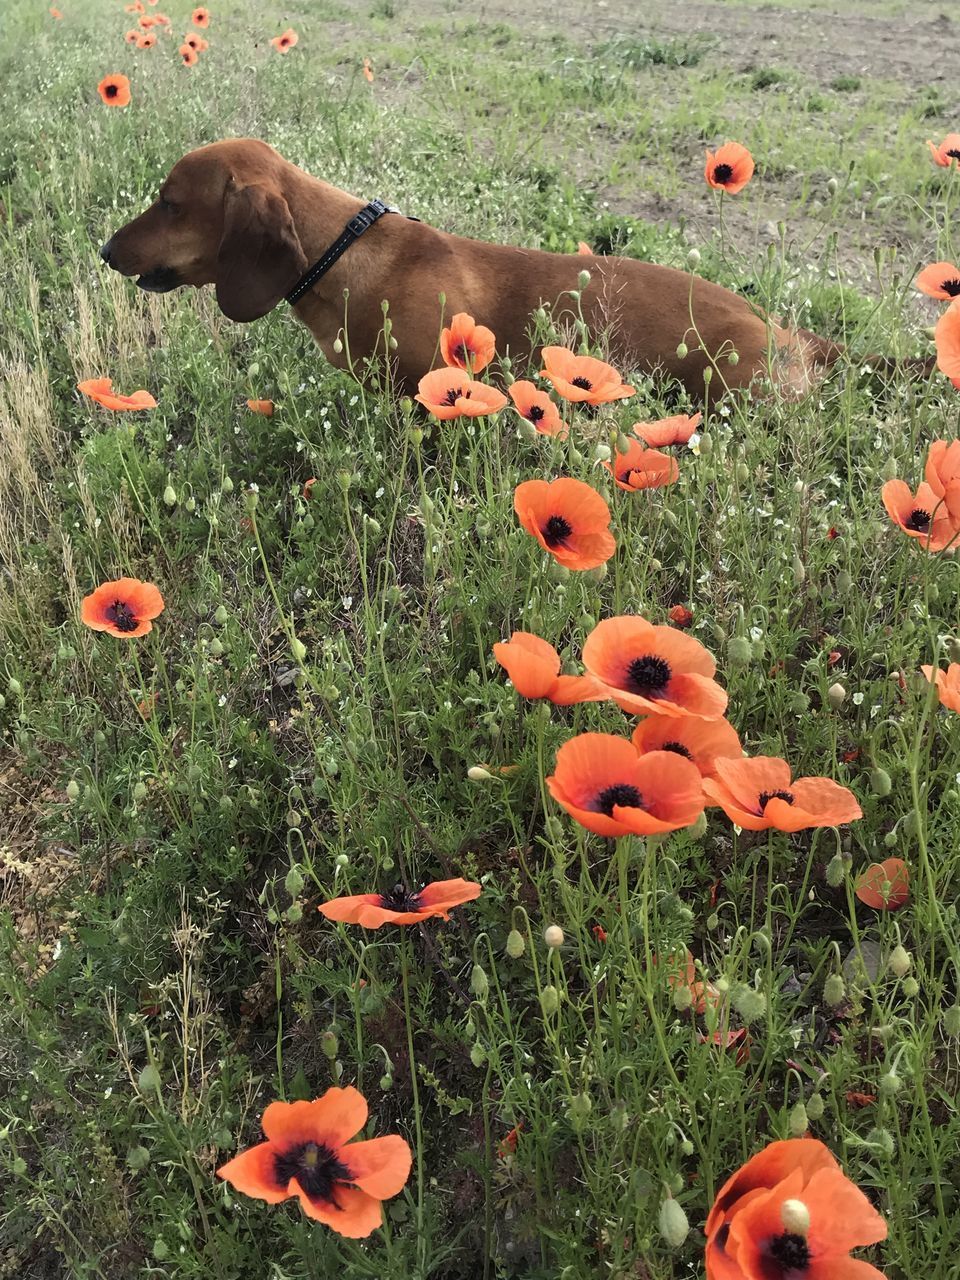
top-left (2, 1), bottom-right (960, 1277)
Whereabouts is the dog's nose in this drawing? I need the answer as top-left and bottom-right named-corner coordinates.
top-left (99, 239), bottom-right (113, 265)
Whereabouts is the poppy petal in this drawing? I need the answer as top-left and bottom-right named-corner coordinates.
top-left (341, 1135), bottom-right (412, 1198)
top-left (261, 1088), bottom-right (368, 1150)
top-left (289, 1179), bottom-right (385, 1237)
top-left (217, 1141), bottom-right (289, 1202)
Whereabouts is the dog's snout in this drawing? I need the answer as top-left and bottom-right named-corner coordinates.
top-left (99, 238), bottom-right (114, 265)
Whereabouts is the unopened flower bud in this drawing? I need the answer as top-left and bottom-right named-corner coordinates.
top-left (676, 341), bottom-right (689, 359)
top-left (703, 365), bottom-right (713, 385)
top-left (290, 637), bottom-right (307, 663)
top-left (688, 811), bottom-right (708, 840)
top-left (577, 269), bottom-right (591, 289)
top-left (870, 768), bottom-right (892, 797)
top-left (470, 964), bottom-right (489, 999)
top-left (686, 248), bottom-right (701, 269)
top-left (827, 682), bottom-right (847, 709)
top-left (943, 1005), bottom-right (960, 1037)
top-left (881, 456), bottom-right (897, 481)
top-left (824, 974), bottom-right (846, 1006)
top-left (658, 1197), bottom-right (690, 1248)
top-left (133, 781), bottom-right (148, 802)
top-left (543, 925), bottom-right (564, 949)
top-left (732, 986), bottom-right (766, 1023)
top-left (827, 177), bottom-right (839, 195)
top-left (470, 1042), bottom-right (486, 1067)
top-left (65, 779), bottom-right (80, 802)
top-left (781, 1199), bottom-right (810, 1236)
top-left (540, 984), bottom-right (560, 1015)
top-left (879, 1070), bottom-right (901, 1097)
top-left (321, 1030), bottom-right (339, 1059)
top-left (836, 569), bottom-right (853, 595)
top-left (505, 929), bottom-right (525, 958)
top-left (727, 636), bottom-right (753, 667)
top-left (888, 944), bottom-right (912, 977)
top-left (902, 976), bottom-right (919, 997)
top-left (806, 1093), bottom-right (825, 1121)
top-left (333, 337), bottom-right (344, 354)
top-left (792, 555), bottom-right (806, 586)
top-left (467, 766), bottom-right (493, 782)
top-left (7, 678), bottom-right (22, 697)
top-left (214, 605), bottom-right (229, 625)
top-left (788, 1102), bottom-right (808, 1136)
top-left (727, 350), bottom-right (740, 367)
top-left (163, 485), bottom-right (177, 508)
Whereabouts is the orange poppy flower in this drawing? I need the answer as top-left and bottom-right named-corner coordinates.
top-left (508, 380), bottom-right (565, 437)
top-left (217, 1087), bottom-right (411, 1238)
top-left (935, 300), bottom-right (960, 381)
top-left (702, 756), bottom-right (862, 832)
top-left (363, 57), bottom-right (374, 82)
top-left (50, 6), bottom-right (63, 16)
top-left (492, 632), bottom-right (607, 706)
top-left (582, 616), bottom-right (727, 719)
top-left (915, 262), bottom-right (960, 300)
top-left (724, 1162), bottom-right (887, 1280)
top-left (577, 241), bottom-right (593, 255)
top-left (191, 6), bottom-right (209, 26)
top-left (668, 605), bottom-right (693, 629)
top-left (922, 661), bottom-right (960, 712)
top-left (633, 412), bottom-right (702, 448)
top-left (605, 439), bottom-right (679, 491)
top-left (124, 1), bottom-right (144, 11)
top-left (440, 313), bottom-right (496, 374)
top-left (546, 733), bottom-right (705, 838)
top-left (514, 477), bottom-right (616, 571)
top-left (318, 878), bottom-right (481, 928)
top-left (706, 1138), bottom-right (838, 1251)
top-left (661, 949), bottom-right (720, 1016)
top-left (632, 713), bottom-right (742, 779)
top-left (81, 578), bottom-right (164, 639)
top-left (138, 14), bottom-right (155, 26)
top-left (136, 32), bottom-right (156, 47)
top-left (97, 74), bottom-right (131, 108)
top-left (246, 399), bottom-right (274, 416)
top-left (540, 346), bottom-right (635, 406)
top-left (699, 1027), bottom-right (751, 1066)
top-left (927, 133), bottom-right (960, 167)
top-left (124, 29), bottom-right (138, 42)
top-left (303, 478), bottom-right (317, 500)
top-left (704, 142), bottom-right (755, 194)
top-left (925, 438), bottom-right (960, 505)
top-left (270, 28), bottom-right (298, 52)
top-left (414, 368), bottom-right (507, 420)
top-left (183, 31), bottom-right (201, 47)
top-left (854, 857), bottom-right (909, 910)
top-left (153, 11), bottom-right (171, 24)
top-left (195, 34), bottom-right (209, 49)
top-left (179, 44), bottom-right (199, 65)
top-left (77, 377), bottom-right (155, 411)
top-left (881, 478), bottom-right (957, 552)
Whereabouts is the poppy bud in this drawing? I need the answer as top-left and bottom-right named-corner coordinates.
top-left (517, 418), bottom-right (539, 443)
top-left (540, 984), bottom-right (560, 1015)
top-left (592, 443), bottom-right (611, 463)
top-left (806, 1093), bottom-right (825, 1121)
top-left (733, 986), bottom-right (766, 1023)
top-left (658, 1197), bottom-right (689, 1248)
top-left (285, 865), bottom-right (304, 897)
top-left (689, 811), bottom-right (708, 840)
top-left (676, 341), bottom-right (689, 359)
top-left (185, 496), bottom-right (196, 512)
top-left (220, 476), bottom-right (234, 495)
top-left (881, 456), bottom-right (897, 481)
top-left (836, 569), bottom-right (852, 594)
top-left (138, 1063), bottom-right (161, 1094)
top-left (792, 555), bottom-right (806, 586)
top-left (334, 853), bottom-right (349, 868)
top-left (827, 682), bottom-right (847, 709)
top-left (470, 1042), bottom-right (486, 1067)
top-left (703, 366), bottom-right (713, 385)
top-left (870, 768), bottom-right (891, 797)
top-left (291, 638), bottom-right (307, 663)
top-left (286, 809), bottom-right (302, 828)
top-left (727, 350), bottom-right (740, 367)
top-left (7, 677), bottom-right (22, 697)
top-left (780, 1199), bottom-right (810, 1236)
top-left (133, 781), bottom-right (148, 802)
top-left (879, 1070), bottom-right (900, 1097)
top-left (825, 852), bottom-right (847, 887)
top-left (888, 944), bottom-right (911, 977)
top-left (543, 925), bottom-right (564, 949)
top-left (468, 766), bottom-right (493, 782)
top-left (727, 636), bottom-right (753, 667)
top-left (791, 691), bottom-right (810, 712)
top-left (245, 487), bottom-right (260, 512)
top-left (788, 1102), bottom-right (808, 1136)
top-left (943, 1005), bottom-right (960, 1037)
top-left (823, 974), bottom-right (845, 1006)
top-left (333, 337), bottom-right (344, 354)
top-left (902, 976), bottom-right (919, 997)
top-left (735, 461), bottom-right (749, 484)
top-left (568, 1092), bottom-right (592, 1123)
top-left (66, 779), bottom-right (80, 802)
top-left (680, 1138), bottom-right (694, 1155)
top-left (577, 269), bottom-right (591, 289)
top-left (585, 563), bottom-right (607, 585)
top-left (672, 984), bottom-right (694, 1013)
top-left (214, 605), bottom-right (229, 625)
top-left (379, 1073), bottom-right (393, 1090)
top-left (163, 485), bottom-right (177, 507)
top-left (866, 1127), bottom-right (895, 1158)
top-left (505, 929), bottom-right (525, 958)
top-left (470, 964), bottom-right (489, 999)
top-left (827, 177), bottom-right (839, 194)
top-left (686, 248), bottom-right (701, 269)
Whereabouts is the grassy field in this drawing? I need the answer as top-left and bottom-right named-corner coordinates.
top-left (2, 0), bottom-right (960, 1276)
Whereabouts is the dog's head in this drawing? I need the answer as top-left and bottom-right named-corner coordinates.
top-left (99, 138), bottom-right (308, 320)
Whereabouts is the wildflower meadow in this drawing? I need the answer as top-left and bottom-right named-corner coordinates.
top-left (3, 0), bottom-right (960, 1277)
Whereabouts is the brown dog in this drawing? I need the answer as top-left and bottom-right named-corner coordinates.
top-left (101, 137), bottom-right (857, 398)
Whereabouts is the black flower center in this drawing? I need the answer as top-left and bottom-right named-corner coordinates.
top-left (274, 1142), bottom-right (354, 1207)
top-left (378, 882), bottom-right (422, 912)
top-left (759, 789), bottom-right (795, 810)
top-left (106, 600), bottom-right (138, 632)
top-left (662, 742), bottom-right (693, 759)
top-left (905, 508), bottom-right (930, 531)
top-left (454, 342), bottom-right (472, 363)
top-left (713, 162), bottom-right (734, 183)
top-left (595, 782), bottom-right (644, 815)
top-left (626, 655), bottom-right (671, 696)
top-left (571, 375), bottom-right (593, 390)
top-left (942, 278), bottom-right (960, 296)
top-left (948, 149), bottom-right (960, 160)
top-left (105, 84), bottom-right (119, 98)
top-left (768, 1231), bottom-right (811, 1273)
top-left (542, 514), bottom-right (573, 546)
top-left (527, 404), bottom-right (545, 422)
top-left (443, 386), bottom-right (469, 407)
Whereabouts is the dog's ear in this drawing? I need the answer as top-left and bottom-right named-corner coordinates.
top-left (215, 180), bottom-right (307, 322)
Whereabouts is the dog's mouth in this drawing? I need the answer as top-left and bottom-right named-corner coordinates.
top-left (136, 266), bottom-right (180, 293)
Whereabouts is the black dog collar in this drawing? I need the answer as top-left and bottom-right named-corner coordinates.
top-left (285, 198), bottom-right (401, 305)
